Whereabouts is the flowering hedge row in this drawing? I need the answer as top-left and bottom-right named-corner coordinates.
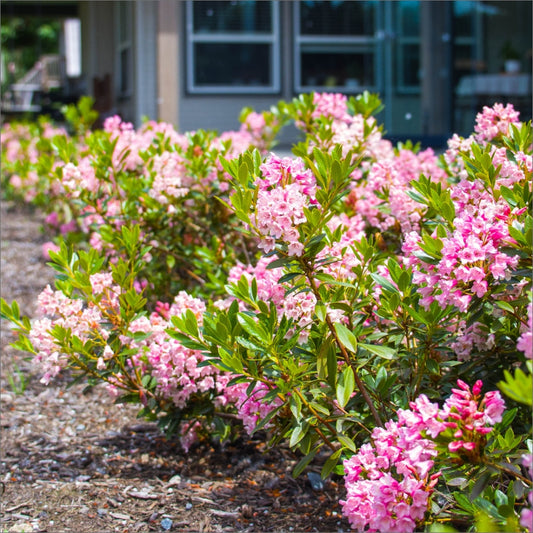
top-left (1, 93), bottom-right (532, 532)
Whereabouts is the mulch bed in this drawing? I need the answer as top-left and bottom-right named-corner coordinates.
top-left (0, 201), bottom-right (348, 533)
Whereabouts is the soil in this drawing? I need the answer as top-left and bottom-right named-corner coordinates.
top-left (0, 201), bottom-right (348, 533)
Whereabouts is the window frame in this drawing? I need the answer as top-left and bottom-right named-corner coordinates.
top-left (185, 0), bottom-right (280, 95)
top-left (115, 2), bottom-right (133, 99)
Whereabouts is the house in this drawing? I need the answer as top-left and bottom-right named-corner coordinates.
top-left (2, 1), bottom-right (532, 145)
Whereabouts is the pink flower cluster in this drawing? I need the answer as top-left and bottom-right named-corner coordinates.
top-left (312, 92), bottom-right (352, 123)
top-left (307, 93), bottom-right (393, 163)
top-left (517, 300), bottom-right (533, 359)
top-left (125, 291), bottom-right (232, 410)
top-left (1, 123), bottom-right (39, 165)
top-left (28, 277), bottom-right (239, 450)
top-left (449, 321), bottom-right (495, 361)
top-left (282, 290), bottom-right (317, 342)
top-left (341, 397), bottom-right (440, 532)
top-left (353, 147), bottom-right (448, 234)
top-left (403, 173), bottom-right (522, 313)
top-left (315, 213), bottom-right (367, 281)
top-left (474, 103), bottom-right (521, 143)
top-left (0, 122), bottom-right (63, 202)
top-left (445, 103), bottom-right (527, 183)
top-left (149, 151), bottom-right (190, 203)
top-left (239, 110), bottom-right (279, 153)
top-left (220, 255), bottom-right (318, 341)
top-left (341, 381), bottom-right (506, 532)
top-left (225, 381), bottom-right (283, 435)
top-left (61, 159), bottom-right (99, 198)
top-left (331, 115), bottom-right (392, 163)
top-left (30, 276), bottom-right (119, 384)
top-left (103, 116), bottom-right (155, 171)
top-left (249, 154), bottom-right (317, 256)
top-left (438, 380), bottom-right (505, 455)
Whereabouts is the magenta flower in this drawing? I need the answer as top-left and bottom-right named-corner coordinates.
top-left (342, 381), bottom-right (506, 531)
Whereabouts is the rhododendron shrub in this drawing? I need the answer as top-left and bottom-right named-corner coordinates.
top-left (0, 116), bottom-right (69, 203)
top-left (1, 97), bottom-right (98, 206)
top-left (2, 98), bottom-right (286, 303)
top-left (2, 94), bottom-right (532, 531)
top-left (1, 227), bottom-right (238, 449)
top-left (172, 98), bottom-right (532, 528)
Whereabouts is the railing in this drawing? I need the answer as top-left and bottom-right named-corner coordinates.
top-left (2, 55), bottom-right (66, 113)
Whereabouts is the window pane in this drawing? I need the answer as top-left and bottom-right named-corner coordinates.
top-left (399, 44), bottom-right (420, 86)
top-left (193, 1), bottom-right (272, 33)
top-left (120, 48), bottom-right (131, 94)
top-left (454, 44), bottom-right (476, 66)
top-left (300, 1), bottom-right (375, 36)
top-left (194, 43), bottom-right (271, 86)
top-left (398, 1), bottom-right (419, 37)
top-left (453, 2), bottom-right (475, 37)
top-left (300, 47), bottom-right (375, 88)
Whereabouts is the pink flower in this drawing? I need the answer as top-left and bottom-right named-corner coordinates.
top-left (474, 103), bottom-right (520, 142)
top-left (312, 92), bottom-right (351, 123)
top-left (44, 212), bottom-right (59, 227)
top-left (342, 381), bottom-right (506, 531)
top-left (518, 301), bottom-right (533, 359)
top-left (249, 155), bottom-right (317, 256)
top-left (341, 405), bottom-right (438, 531)
top-left (226, 382), bottom-right (283, 434)
top-left (481, 390), bottom-right (505, 425)
top-left (60, 219), bottom-right (78, 235)
top-left (42, 241), bottom-right (60, 260)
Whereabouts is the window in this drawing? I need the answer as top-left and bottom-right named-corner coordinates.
top-left (294, 1), bottom-right (378, 93)
top-left (186, 1), bottom-right (280, 94)
top-left (395, 1), bottom-right (421, 93)
top-left (64, 18), bottom-right (81, 78)
top-left (452, 1), bottom-right (484, 80)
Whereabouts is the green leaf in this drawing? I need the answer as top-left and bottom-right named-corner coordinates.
top-left (428, 523), bottom-right (458, 533)
top-left (454, 492), bottom-right (475, 513)
top-left (358, 343), bottom-right (397, 360)
top-left (321, 449), bottom-right (342, 479)
top-left (495, 300), bottom-right (515, 313)
top-left (336, 366), bottom-right (355, 409)
top-left (337, 434), bottom-right (356, 452)
top-left (334, 323), bottom-right (358, 353)
top-left (289, 394), bottom-right (302, 420)
top-left (493, 489), bottom-right (508, 508)
top-left (309, 401), bottom-right (330, 416)
top-left (319, 335), bottom-right (337, 374)
top-left (447, 477), bottom-right (468, 487)
top-left (252, 404), bottom-right (283, 434)
top-left (471, 470), bottom-right (493, 499)
top-left (498, 365), bottom-right (532, 406)
top-left (167, 330), bottom-right (206, 351)
top-left (166, 255), bottom-right (176, 269)
top-left (370, 273), bottom-right (399, 294)
top-left (237, 312), bottom-right (268, 343)
top-left (292, 448), bottom-right (319, 478)
top-left (238, 162), bottom-right (250, 185)
top-left (290, 422), bottom-right (309, 448)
